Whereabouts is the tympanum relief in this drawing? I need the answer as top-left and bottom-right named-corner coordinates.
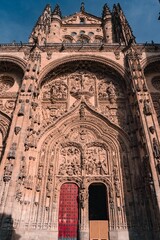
top-left (57, 127), bottom-right (109, 177)
top-left (41, 70), bottom-right (127, 131)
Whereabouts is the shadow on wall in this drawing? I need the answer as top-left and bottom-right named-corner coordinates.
top-left (0, 213), bottom-right (21, 240)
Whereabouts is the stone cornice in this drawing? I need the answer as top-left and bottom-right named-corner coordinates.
top-left (0, 43), bottom-right (159, 53)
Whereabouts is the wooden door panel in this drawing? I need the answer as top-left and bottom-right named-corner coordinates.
top-left (58, 183), bottom-right (79, 240)
top-left (90, 220), bottom-right (108, 240)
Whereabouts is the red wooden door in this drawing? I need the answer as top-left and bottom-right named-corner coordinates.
top-left (58, 183), bottom-right (79, 240)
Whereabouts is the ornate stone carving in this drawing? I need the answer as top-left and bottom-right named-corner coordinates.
top-left (5, 100), bottom-right (15, 111)
top-left (37, 164), bottom-right (43, 180)
top-left (58, 146), bottom-right (81, 176)
top-left (153, 138), bottom-right (160, 159)
top-left (69, 71), bottom-right (95, 99)
top-left (85, 146), bottom-right (108, 175)
top-left (143, 99), bottom-right (152, 116)
top-left (46, 180), bottom-right (52, 198)
top-left (0, 75), bottom-right (14, 92)
top-left (7, 143), bottom-right (17, 159)
top-left (3, 161), bottom-right (13, 182)
top-left (79, 102), bottom-right (86, 119)
top-left (69, 127), bottom-right (95, 143)
top-left (19, 156), bottom-right (27, 180)
top-left (113, 162), bottom-right (120, 198)
top-left (24, 175), bottom-right (33, 190)
top-left (18, 102), bottom-right (25, 116)
top-left (98, 80), bottom-right (116, 102)
top-left (51, 81), bottom-right (68, 100)
top-left (14, 126), bottom-right (21, 135)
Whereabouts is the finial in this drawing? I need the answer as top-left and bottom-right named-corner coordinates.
top-left (102, 3), bottom-right (111, 18)
top-left (52, 4), bottom-right (62, 18)
top-left (80, 2), bottom-right (85, 12)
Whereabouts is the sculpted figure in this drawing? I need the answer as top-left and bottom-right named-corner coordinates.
top-left (143, 99), bottom-right (152, 116)
top-left (153, 138), bottom-right (160, 159)
top-left (107, 82), bottom-right (116, 103)
top-left (58, 163), bottom-right (66, 175)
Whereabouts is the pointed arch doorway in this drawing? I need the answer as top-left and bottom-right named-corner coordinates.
top-left (89, 183), bottom-right (109, 240)
top-left (58, 183), bottom-right (79, 240)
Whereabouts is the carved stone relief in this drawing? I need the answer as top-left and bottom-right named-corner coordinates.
top-left (69, 71), bottom-right (95, 99)
top-left (51, 81), bottom-right (68, 101)
top-left (69, 127), bottom-right (95, 144)
top-left (0, 99), bottom-right (16, 117)
top-left (85, 146), bottom-right (108, 175)
top-left (0, 75), bottom-right (14, 92)
top-left (41, 69), bottom-right (127, 133)
top-left (151, 93), bottom-right (160, 125)
top-left (58, 146), bottom-right (81, 176)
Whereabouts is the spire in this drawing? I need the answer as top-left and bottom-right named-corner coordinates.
top-left (102, 3), bottom-right (111, 18)
top-left (117, 3), bottom-right (122, 11)
top-left (80, 2), bottom-right (85, 12)
top-left (52, 4), bottom-right (62, 18)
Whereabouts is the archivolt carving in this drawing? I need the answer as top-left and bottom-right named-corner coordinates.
top-left (0, 112), bottom-right (10, 138)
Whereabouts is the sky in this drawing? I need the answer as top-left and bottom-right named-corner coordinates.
top-left (0, 0), bottom-right (159, 44)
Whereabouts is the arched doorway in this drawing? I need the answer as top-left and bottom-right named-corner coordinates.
top-left (89, 183), bottom-right (109, 240)
top-left (58, 183), bottom-right (79, 240)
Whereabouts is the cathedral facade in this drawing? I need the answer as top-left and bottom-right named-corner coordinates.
top-left (0, 3), bottom-right (160, 240)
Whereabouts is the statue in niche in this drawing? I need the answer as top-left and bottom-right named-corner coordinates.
top-left (38, 165), bottom-right (43, 180)
top-left (24, 175), bottom-right (33, 190)
top-left (58, 163), bottom-right (65, 175)
top-left (19, 160), bottom-right (27, 180)
top-left (153, 138), bottom-right (160, 159)
top-left (98, 81), bottom-right (108, 100)
top-left (79, 189), bottom-right (85, 209)
top-left (36, 180), bottom-right (41, 192)
top-left (107, 82), bottom-right (116, 103)
top-left (3, 161), bottom-right (13, 182)
top-left (143, 99), bottom-right (152, 116)
top-left (46, 180), bottom-right (52, 198)
top-left (157, 161), bottom-right (160, 175)
top-left (48, 165), bottom-right (54, 180)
